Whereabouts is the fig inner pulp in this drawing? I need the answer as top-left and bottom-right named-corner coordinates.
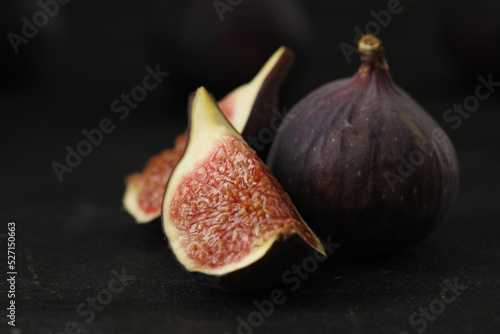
top-left (169, 134), bottom-right (319, 269)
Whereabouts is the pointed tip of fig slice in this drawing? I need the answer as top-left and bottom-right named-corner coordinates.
top-left (161, 87), bottom-right (324, 291)
top-left (219, 46), bottom-right (295, 158)
top-left (218, 46), bottom-right (293, 129)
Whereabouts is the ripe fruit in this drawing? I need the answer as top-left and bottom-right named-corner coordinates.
top-left (267, 35), bottom-right (459, 252)
top-left (123, 47), bottom-right (294, 223)
top-left (162, 87), bottom-right (324, 292)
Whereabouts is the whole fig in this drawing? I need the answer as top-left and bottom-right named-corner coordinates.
top-left (267, 35), bottom-right (459, 252)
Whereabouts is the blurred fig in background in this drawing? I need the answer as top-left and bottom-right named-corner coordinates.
top-left (441, 0), bottom-right (500, 85)
top-left (1, 2), bottom-right (43, 91)
top-left (149, 0), bottom-right (311, 104)
top-left (0, 1), bottom-right (65, 93)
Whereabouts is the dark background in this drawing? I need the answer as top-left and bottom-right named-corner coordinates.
top-left (1, 0), bottom-right (499, 333)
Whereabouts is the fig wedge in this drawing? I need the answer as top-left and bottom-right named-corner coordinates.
top-left (162, 87), bottom-right (324, 292)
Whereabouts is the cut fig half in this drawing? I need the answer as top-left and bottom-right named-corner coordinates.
top-left (124, 47), bottom-right (294, 224)
top-left (162, 87), bottom-right (324, 292)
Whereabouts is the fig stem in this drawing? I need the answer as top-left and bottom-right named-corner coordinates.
top-left (358, 35), bottom-right (389, 73)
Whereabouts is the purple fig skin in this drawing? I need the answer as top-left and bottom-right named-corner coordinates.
top-left (267, 35), bottom-right (459, 252)
top-left (242, 48), bottom-right (295, 160)
top-left (179, 234), bottom-right (320, 293)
